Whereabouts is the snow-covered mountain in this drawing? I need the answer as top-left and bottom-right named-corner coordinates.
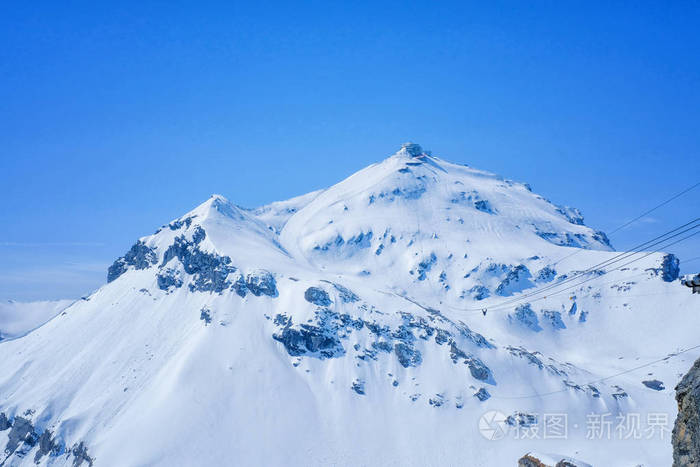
top-left (1, 143), bottom-right (696, 466)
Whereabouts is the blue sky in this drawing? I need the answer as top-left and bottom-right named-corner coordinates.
top-left (1, 1), bottom-right (698, 300)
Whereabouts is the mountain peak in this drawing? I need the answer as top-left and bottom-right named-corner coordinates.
top-left (0, 143), bottom-right (684, 467)
top-left (396, 142), bottom-right (427, 158)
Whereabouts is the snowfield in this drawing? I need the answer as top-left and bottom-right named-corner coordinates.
top-left (0, 143), bottom-right (697, 466)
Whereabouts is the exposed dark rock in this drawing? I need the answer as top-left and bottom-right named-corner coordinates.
top-left (611, 385), bottom-right (628, 400)
top-left (468, 285), bottom-right (490, 300)
top-left (304, 287), bottom-right (332, 307)
top-left (507, 412), bottom-right (537, 427)
top-left (71, 441), bottom-right (94, 467)
top-left (245, 270), bottom-right (278, 297)
top-left (394, 342), bottom-right (422, 368)
top-left (507, 346), bottom-right (544, 369)
top-left (273, 325), bottom-right (343, 358)
top-left (1, 414), bottom-right (90, 464)
top-left (318, 280), bottom-right (360, 303)
top-left (232, 275), bottom-right (248, 297)
top-left (484, 262), bottom-right (509, 274)
top-left (510, 304), bottom-right (542, 331)
top-left (168, 215), bottom-right (195, 230)
top-left (353, 229), bottom-right (373, 243)
top-left (450, 191), bottom-right (495, 214)
top-left (192, 225), bottom-right (206, 244)
top-left (429, 394), bottom-right (445, 407)
top-left (592, 230), bottom-right (613, 248)
top-left (584, 384), bottom-right (600, 398)
top-left (536, 266), bottom-right (557, 282)
top-left (474, 199), bottom-right (494, 214)
top-left (351, 379), bottom-right (365, 395)
top-left (416, 253), bottom-right (437, 280)
top-left (329, 282), bottom-right (359, 303)
top-left (518, 453), bottom-right (587, 467)
top-left (377, 185), bottom-right (427, 202)
top-left (372, 341), bottom-right (393, 353)
top-left (495, 265), bottom-right (532, 296)
top-left (161, 235), bottom-right (236, 293)
top-left (519, 454), bottom-right (548, 467)
top-left (0, 412), bottom-right (9, 430)
top-left (452, 321), bottom-right (495, 349)
top-left (449, 342), bottom-right (491, 381)
top-left (391, 323), bottom-right (415, 343)
top-left (642, 379), bottom-right (665, 391)
top-left (474, 388), bottom-right (490, 401)
top-left (272, 309), bottom-right (357, 359)
top-left (107, 260), bottom-right (128, 283)
top-left (534, 227), bottom-right (597, 250)
top-left (660, 254), bottom-right (681, 282)
top-left (107, 240), bottom-right (158, 282)
top-left (542, 310), bottom-right (566, 330)
top-left (465, 356), bottom-right (491, 381)
top-left (555, 205), bottom-right (585, 225)
top-left (434, 329), bottom-right (450, 345)
top-left (34, 429), bottom-right (58, 463)
top-left (357, 347), bottom-right (378, 361)
top-left (200, 307), bottom-right (212, 325)
top-left (313, 234), bottom-right (345, 251)
top-left (156, 268), bottom-right (183, 290)
top-left (673, 358), bottom-right (700, 466)
top-left (365, 321), bottom-right (390, 337)
top-left (4, 416), bottom-right (37, 456)
top-left (506, 346), bottom-right (571, 379)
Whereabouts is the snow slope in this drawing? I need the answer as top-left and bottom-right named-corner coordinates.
top-left (0, 143), bottom-right (697, 466)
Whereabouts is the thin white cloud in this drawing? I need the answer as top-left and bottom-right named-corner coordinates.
top-left (0, 242), bottom-right (106, 247)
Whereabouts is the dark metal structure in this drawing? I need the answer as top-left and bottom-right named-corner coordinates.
top-left (682, 274), bottom-right (700, 294)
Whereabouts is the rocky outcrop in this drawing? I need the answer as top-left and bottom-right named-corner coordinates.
top-left (509, 304), bottom-right (542, 332)
top-left (519, 454), bottom-right (549, 467)
top-left (661, 253), bottom-right (681, 282)
top-left (161, 234), bottom-right (236, 293)
top-left (0, 412), bottom-right (93, 466)
top-left (304, 287), bottom-right (332, 306)
top-left (108, 240), bottom-right (158, 282)
top-left (241, 270), bottom-right (278, 297)
top-left (518, 453), bottom-right (589, 467)
top-left (673, 358), bottom-right (700, 466)
top-left (495, 265), bottom-right (532, 296)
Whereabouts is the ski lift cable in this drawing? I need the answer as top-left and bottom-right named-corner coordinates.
top-left (448, 219), bottom-right (699, 313)
top-left (477, 229), bottom-right (700, 313)
top-left (461, 229), bottom-right (700, 314)
top-left (468, 222), bottom-right (700, 312)
top-left (429, 226), bottom-right (699, 316)
top-left (682, 256), bottom-right (700, 265)
top-left (551, 180), bottom-right (700, 267)
top-left (607, 181), bottom-right (700, 236)
top-left (395, 225), bottom-right (698, 317)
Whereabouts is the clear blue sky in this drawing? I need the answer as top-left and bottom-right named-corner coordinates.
top-left (1, 1), bottom-right (698, 300)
